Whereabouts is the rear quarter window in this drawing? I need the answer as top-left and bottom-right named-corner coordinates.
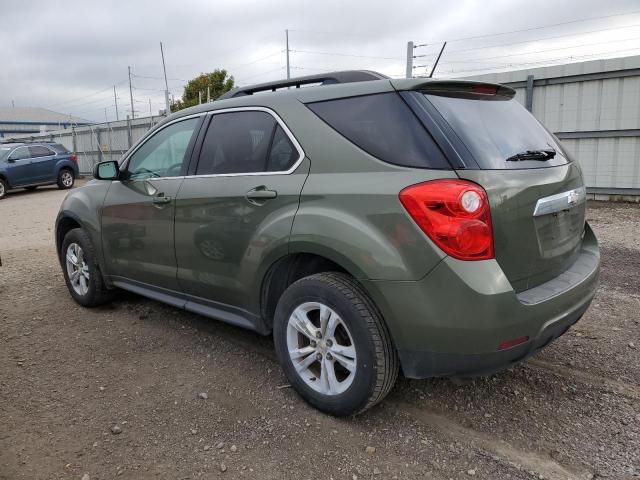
top-left (50, 144), bottom-right (70, 154)
top-left (307, 93), bottom-right (450, 169)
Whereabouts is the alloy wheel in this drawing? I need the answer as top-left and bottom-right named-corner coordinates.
top-left (286, 302), bottom-right (357, 395)
top-left (62, 171), bottom-right (73, 187)
top-left (66, 243), bottom-right (90, 295)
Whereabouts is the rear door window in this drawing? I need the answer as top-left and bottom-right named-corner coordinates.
top-left (196, 111), bottom-right (299, 175)
top-left (307, 93), bottom-right (450, 169)
top-left (29, 146), bottom-right (55, 158)
top-left (424, 93), bottom-right (569, 169)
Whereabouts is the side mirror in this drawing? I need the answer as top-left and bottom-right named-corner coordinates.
top-left (6, 157), bottom-right (16, 163)
top-left (94, 160), bottom-right (120, 180)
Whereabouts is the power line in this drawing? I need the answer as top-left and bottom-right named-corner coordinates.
top-left (44, 80), bottom-right (128, 109)
top-left (441, 46), bottom-right (640, 76)
top-left (440, 35), bottom-right (640, 64)
top-left (422, 8), bottom-right (640, 45)
top-left (443, 22), bottom-right (640, 56)
top-left (290, 49), bottom-right (404, 61)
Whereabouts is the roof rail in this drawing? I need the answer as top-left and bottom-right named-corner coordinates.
top-left (218, 70), bottom-right (389, 100)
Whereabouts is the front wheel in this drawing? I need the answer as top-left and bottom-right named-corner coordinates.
top-left (61, 228), bottom-right (113, 307)
top-left (273, 272), bottom-right (398, 416)
top-left (57, 169), bottom-right (75, 189)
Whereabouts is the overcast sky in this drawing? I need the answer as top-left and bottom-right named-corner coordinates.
top-left (2, 0), bottom-right (640, 122)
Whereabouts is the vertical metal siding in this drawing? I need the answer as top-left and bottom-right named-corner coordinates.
top-left (464, 55), bottom-right (640, 194)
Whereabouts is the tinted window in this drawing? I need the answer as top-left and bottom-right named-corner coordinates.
top-left (29, 145), bottom-right (54, 158)
top-left (8, 147), bottom-right (29, 160)
top-left (196, 111), bottom-right (277, 175)
top-left (50, 144), bottom-right (70, 154)
top-left (425, 94), bottom-right (569, 169)
top-left (307, 93), bottom-right (450, 169)
top-left (126, 117), bottom-right (199, 179)
top-left (267, 126), bottom-right (298, 172)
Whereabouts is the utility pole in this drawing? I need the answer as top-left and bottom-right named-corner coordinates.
top-left (128, 66), bottom-right (135, 119)
top-left (160, 42), bottom-right (171, 114)
top-left (285, 29), bottom-right (290, 80)
top-left (198, 91), bottom-right (202, 104)
top-left (429, 42), bottom-right (447, 78)
top-left (104, 108), bottom-right (108, 123)
top-left (149, 99), bottom-right (152, 117)
top-left (406, 41), bottom-right (414, 79)
top-left (207, 86), bottom-right (210, 103)
top-left (113, 86), bottom-right (119, 121)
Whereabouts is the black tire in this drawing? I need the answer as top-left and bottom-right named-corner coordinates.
top-left (57, 168), bottom-right (75, 189)
top-left (61, 228), bottom-right (113, 307)
top-left (273, 272), bottom-right (398, 416)
top-left (0, 178), bottom-right (7, 200)
top-left (25, 186), bottom-right (38, 191)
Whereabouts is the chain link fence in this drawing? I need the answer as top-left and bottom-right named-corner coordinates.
top-left (4, 115), bottom-right (164, 174)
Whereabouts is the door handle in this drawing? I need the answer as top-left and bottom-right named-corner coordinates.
top-left (152, 194), bottom-right (172, 205)
top-left (246, 186), bottom-right (277, 205)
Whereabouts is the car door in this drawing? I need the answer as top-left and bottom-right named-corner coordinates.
top-left (174, 108), bottom-right (309, 315)
top-left (101, 115), bottom-right (203, 292)
top-left (28, 145), bottom-right (57, 182)
top-left (5, 146), bottom-right (32, 186)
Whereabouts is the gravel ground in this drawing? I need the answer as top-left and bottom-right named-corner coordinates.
top-left (0, 183), bottom-right (638, 480)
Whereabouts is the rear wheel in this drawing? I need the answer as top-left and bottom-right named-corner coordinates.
top-left (273, 272), bottom-right (398, 416)
top-left (57, 169), bottom-right (75, 189)
top-left (61, 228), bottom-right (113, 307)
top-left (0, 179), bottom-right (7, 199)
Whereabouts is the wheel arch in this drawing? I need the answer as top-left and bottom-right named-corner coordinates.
top-left (258, 248), bottom-right (371, 332)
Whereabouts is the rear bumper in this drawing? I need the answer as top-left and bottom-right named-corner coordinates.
top-left (362, 223), bottom-right (600, 379)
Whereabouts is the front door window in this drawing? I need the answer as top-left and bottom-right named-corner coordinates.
top-left (125, 117), bottom-right (199, 180)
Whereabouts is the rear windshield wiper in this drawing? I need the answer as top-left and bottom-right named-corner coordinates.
top-left (505, 149), bottom-right (556, 162)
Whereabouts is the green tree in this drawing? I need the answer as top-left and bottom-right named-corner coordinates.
top-left (170, 69), bottom-right (234, 111)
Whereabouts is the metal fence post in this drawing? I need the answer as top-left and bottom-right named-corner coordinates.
top-left (126, 115), bottom-right (132, 148)
top-left (525, 74), bottom-right (535, 112)
top-left (72, 126), bottom-right (77, 154)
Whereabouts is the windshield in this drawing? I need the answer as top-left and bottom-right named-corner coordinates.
top-left (424, 93), bottom-right (569, 169)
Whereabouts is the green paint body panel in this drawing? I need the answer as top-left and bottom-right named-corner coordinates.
top-left (55, 76), bottom-right (600, 379)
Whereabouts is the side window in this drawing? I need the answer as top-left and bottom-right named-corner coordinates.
top-left (8, 147), bottom-right (30, 161)
top-left (126, 117), bottom-right (199, 180)
top-left (29, 146), bottom-right (54, 158)
top-left (196, 111), bottom-right (277, 175)
top-left (307, 93), bottom-right (450, 169)
top-left (266, 126), bottom-right (299, 172)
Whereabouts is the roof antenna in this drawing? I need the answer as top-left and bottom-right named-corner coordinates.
top-left (429, 42), bottom-right (447, 78)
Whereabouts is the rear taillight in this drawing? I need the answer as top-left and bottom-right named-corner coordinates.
top-left (70, 154), bottom-right (78, 163)
top-left (399, 179), bottom-right (494, 261)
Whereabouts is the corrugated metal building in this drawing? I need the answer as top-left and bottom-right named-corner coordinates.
top-left (464, 55), bottom-right (640, 197)
top-left (0, 107), bottom-right (92, 138)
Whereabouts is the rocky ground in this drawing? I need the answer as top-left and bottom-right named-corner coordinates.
top-left (0, 183), bottom-right (638, 480)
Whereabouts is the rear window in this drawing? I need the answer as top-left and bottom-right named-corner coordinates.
top-left (424, 93), bottom-right (569, 169)
top-left (307, 93), bottom-right (450, 169)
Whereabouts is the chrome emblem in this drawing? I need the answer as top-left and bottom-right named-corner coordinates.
top-left (567, 189), bottom-right (579, 206)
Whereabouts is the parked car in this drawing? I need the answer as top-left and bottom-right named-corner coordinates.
top-left (0, 142), bottom-right (79, 199)
top-left (55, 71), bottom-right (600, 416)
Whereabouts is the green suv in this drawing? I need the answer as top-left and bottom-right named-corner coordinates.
top-left (56, 71), bottom-right (600, 416)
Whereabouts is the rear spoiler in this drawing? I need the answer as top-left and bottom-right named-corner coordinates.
top-left (391, 79), bottom-right (516, 99)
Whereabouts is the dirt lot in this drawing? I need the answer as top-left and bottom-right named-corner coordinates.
top-left (1, 182), bottom-right (638, 480)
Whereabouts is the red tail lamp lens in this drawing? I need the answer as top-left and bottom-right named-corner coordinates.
top-left (70, 154), bottom-right (78, 163)
top-left (399, 180), bottom-right (494, 260)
